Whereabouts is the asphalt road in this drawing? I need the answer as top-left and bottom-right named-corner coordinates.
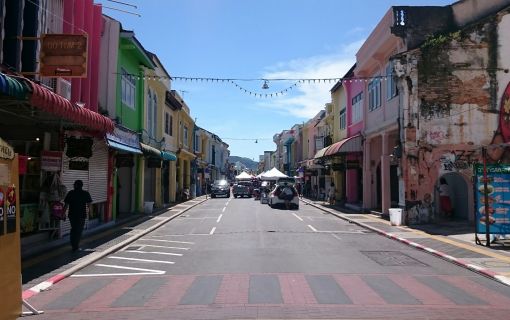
top-left (21, 197), bottom-right (510, 319)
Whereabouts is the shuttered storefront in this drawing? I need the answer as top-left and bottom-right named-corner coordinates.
top-left (60, 136), bottom-right (108, 236)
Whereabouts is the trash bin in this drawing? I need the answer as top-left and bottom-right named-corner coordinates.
top-left (144, 201), bottom-right (154, 214)
top-left (389, 208), bottom-right (403, 226)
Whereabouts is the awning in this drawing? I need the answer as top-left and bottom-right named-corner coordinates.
top-left (161, 150), bottom-right (177, 161)
top-left (0, 73), bottom-right (28, 99)
top-left (178, 147), bottom-right (197, 159)
top-left (140, 143), bottom-right (162, 158)
top-left (324, 135), bottom-right (363, 156)
top-left (313, 146), bottom-right (331, 159)
top-left (26, 80), bottom-right (114, 133)
top-left (106, 139), bottom-right (142, 154)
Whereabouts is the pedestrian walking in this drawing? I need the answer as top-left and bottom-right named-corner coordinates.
top-left (328, 182), bottom-right (336, 205)
top-left (63, 180), bottom-right (92, 252)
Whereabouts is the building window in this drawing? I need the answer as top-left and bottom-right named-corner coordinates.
top-left (164, 112), bottom-right (170, 135)
top-left (121, 68), bottom-right (136, 109)
top-left (169, 115), bottom-right (173, 136)
top-left (183, 126), bottom-right (188, 147)
top-left (368, 78), bottom-right (381, 111)
top-left (386, 61), bottom-right (398, 100)
top-left (351, 92), bottom-right (363, 123)
top-left (146, 90), bottom-right (157, 138)
top-left (194, 133), bottom-right (201, 153)
top-left (339, 108), bottom-right (346, 130)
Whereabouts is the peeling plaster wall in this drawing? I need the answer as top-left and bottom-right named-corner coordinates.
top-left (398, 10), bottom-right (510, 223)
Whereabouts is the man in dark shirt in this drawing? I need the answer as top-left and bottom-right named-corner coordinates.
top-left (63, 180), bottom-right (92, 252)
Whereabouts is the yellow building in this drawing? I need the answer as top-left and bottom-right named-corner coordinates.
top-left (329, 81), bottom-right (348, 202)
top-left (175, 92), bottom-right (196, 200)
top-left (140, 53), bottom-right (177, 210)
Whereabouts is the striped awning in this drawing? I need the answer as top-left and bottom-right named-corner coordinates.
top-left (140, 143), bottom-right (162, 158)
top-left (0, 73), bottom-right (28, 99)
top-left (313, 146), bottom-right (330, 159)
top-left (324, 135), bottom-right (363, 156)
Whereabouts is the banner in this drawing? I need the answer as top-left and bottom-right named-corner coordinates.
top-left (474, 164), bottom-right (510, 234)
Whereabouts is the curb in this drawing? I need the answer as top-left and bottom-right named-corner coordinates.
top-left (302, 199), bottom-right (510, 287)
top-left (22, 197), bottom-right (209, 300)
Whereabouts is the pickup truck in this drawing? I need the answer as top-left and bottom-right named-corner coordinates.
top-left (233, 181), bottom-right (253, 198)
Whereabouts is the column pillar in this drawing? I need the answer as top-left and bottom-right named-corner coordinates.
top-left (381, 132), bottom-right (391, 214)
top-left (362, 138), bottom-right (371, 211)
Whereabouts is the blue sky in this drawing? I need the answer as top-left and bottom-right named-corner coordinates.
top-left (97, 0), bottom-right (453, 161)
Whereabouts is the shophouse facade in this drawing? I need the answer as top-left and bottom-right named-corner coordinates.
top-left (392, 1), bottom-right (510, 223)
top-left (0, 0), bottom-right (115, 243)
top-left (176, 95), bottom-right (196, 200)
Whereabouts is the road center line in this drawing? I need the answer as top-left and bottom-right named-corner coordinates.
top-left (217, 214), bottom-right (223, 223)
top-left (210, 227), bottom-right (216, 235)
top-left (307, 225), bottom-right (318, 232)
top-left (292, 213), bottom-right (303, 221)
top-left (222, 207), bottom-right (226, 212)
top-left (108, 256), bottom-right (175, 264)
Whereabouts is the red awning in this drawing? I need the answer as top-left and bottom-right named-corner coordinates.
top-left (27, 80), bottom-right (114, 133)
top-left (324, 134), bottom-right (363, 157)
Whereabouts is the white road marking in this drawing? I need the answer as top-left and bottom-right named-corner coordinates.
top-left (307, 225), bottom-right (318, 232)
top-left (72, 272), bottom-right (163, 277)
top-left (138, 244), bottom-right (189, 250)
top-left (292, 213), bottom-right (303, 221)
top-left (95, 264), bottom-right (165, 273)
top-left (108, 256), bottom-right (175, 264)
top-left (210, 227), bottom-right (216, 235)
top-left (140, 238), bottom-right (195, 244)
top-left (222, 207), bottom-right (226, 212)
top-left (124, 250), bottom-right (183, 256)
top-left (331, 234), bottom-right (342, 240)
top-left (217, 214), bottom-right (223, 223)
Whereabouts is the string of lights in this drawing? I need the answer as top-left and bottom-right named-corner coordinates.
top-left (115, 72), bottom-right (395, 98)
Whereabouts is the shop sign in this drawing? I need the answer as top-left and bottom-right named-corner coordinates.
top-left (0, 164), bottom-right (10, 185)
top-left (6, 186), bottom-right (16, 233)
top-left (40, 34), bottom-right (88, 78)
top-left (107, 126), bottom-right (140, 149)
top-left (0, 186), bottom-right (4, 236)
top-left (69, 160), bottom-right (89, 171)
top-left (116, 154), bottom-right (134, 168)
top-left (346, 160), bottom-right (360, 169)
top-left (474, 164), bottom-right (510, 235)
top-left (147, 157), bottom-right (161, 168)
top-left (0, 138), bottom-right (14, 160)
top-left (41, 151), bottom-right (63, 172)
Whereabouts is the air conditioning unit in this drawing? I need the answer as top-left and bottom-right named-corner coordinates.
top-left (56, 78), bottom-right (71, 100)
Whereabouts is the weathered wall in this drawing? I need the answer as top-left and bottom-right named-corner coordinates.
top-left (400, 10), bottom-right (510, 223)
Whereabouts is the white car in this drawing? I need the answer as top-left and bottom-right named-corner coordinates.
top-left (268, 181), bottom-right (299, 209)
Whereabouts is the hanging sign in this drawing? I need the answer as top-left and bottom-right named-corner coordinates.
top-left (41, 151), bottom-right (63, 172)
top-left (5, 185), bottom-right (16, 233)
top-left (0, 138), bottom-right (14, 160)
top-left (40, 34), bottom-right (88, 77)
top-left (474, 164), bottom-right (510, 235)
top-left (0, 186), bottom-right (4, 236)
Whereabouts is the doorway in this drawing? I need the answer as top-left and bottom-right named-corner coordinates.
top-left (436, 172), bottom-right (469, 220)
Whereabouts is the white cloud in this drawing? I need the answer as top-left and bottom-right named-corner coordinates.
top-left (259, 39), bottom-right (364, 119)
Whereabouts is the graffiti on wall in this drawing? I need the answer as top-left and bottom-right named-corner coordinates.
top-left (406, 81), bottom-right (510, 224)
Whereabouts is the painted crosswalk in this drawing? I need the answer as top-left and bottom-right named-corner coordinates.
top-left (25, 273), bottom-right (510, 311)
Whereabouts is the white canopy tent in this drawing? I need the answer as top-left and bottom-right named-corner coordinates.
top-left (259, 167), bottom-right (288, 181)
top-left (235, 171), bottom-right (254, 180)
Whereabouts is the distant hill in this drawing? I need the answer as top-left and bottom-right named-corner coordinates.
top-left (229, 156), bottom-right (259, 171)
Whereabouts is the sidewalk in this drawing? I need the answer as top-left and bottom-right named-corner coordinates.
top-left (301, 197), bottom-right (510, 287)
top-left (21, 196), bottom-right (209, 300)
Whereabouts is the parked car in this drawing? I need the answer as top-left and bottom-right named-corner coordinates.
top-left (268, 180), bottom-right (299, 209)
top-left (210, 179), bottom-right (230, 198)
top-left (233, 181), bottom-right (253, 198)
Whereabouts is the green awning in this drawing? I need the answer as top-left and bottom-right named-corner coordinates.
top-left (0, 73), bottom-right (28, 99)
top-left (161, 150), bottom-right (177, 161)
